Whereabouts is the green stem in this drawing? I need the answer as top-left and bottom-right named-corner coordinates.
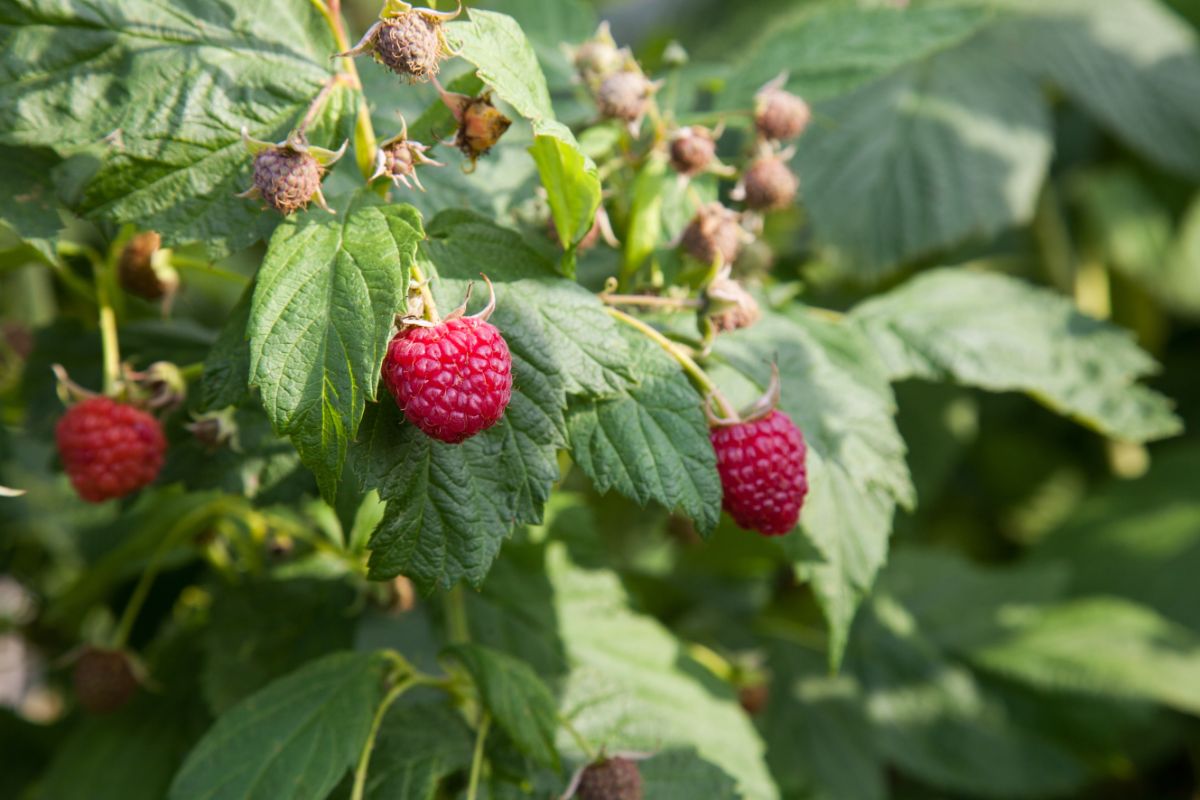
top-left (606, 306), bottom-right (737, 419)
top-left (560, 715), bottom-right (597, 761)
top-left (93, 256), bottom-right (121, 397)
top-left (350, 674), bottom-right (420, 800)
top-left (112, 499), bottom-right (237, 648)
top-left (466, 714), bottom-right (492, 800)
top-left (445, 584), bottom-right (469, 644)
top-left (409, 262), bottom-right (440, 323)
top-left (169, 254), bottom-right (248, 285)
top-left (600, 293), bottom-right (701, 311)
top-left (178, 362), bottom-right (205, 382)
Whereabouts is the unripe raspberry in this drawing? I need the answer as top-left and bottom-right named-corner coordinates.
top-left (596, 71), bottom-right (654, 125)
top-left (252, 147), bottom-right (322, 216)
top-left (577, 757), bottom-right (643, 800)
top-left (575, 40), bottom-right (624, 81)
top-left (382, 312), bottom-right (513, 444)
top-left (755, 86), bottom-right (811, 142)
top-left (73, 646), bottom-right (139, 714)
top-left (669, 126), bottom-right (717, 176)
top-left (118, 232), bottom-right (177, 301)
top-left (373, 126), bottom-right (442, 191)
top-left (376, 13), bottom-right (441, 80)
top-left (681, 203), bottom-right (743, 266)
top-left (56, 396), bottom-right (166, 503)
top-left (710, 410), bottom-right (808, 536)
top-left (739, 157), bottom-right (799, 211)
top-left (456, 96), bottom-right (512, 162)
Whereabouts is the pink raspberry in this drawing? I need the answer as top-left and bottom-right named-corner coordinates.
top-left (710, 410), bottom-right (808, 535)
top-left (381, 317), bottom-right (513, 443)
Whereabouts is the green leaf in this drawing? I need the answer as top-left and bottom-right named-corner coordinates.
top-left (966, 597), bottom-right (1200, 716)
top-left (720, 3), bottom-right (996, 103)
top-left (445, 10), bottom-right (556, 135)
top-left (995, 0), bottom-right (1200, 179)
top-left (529, 134), bottom-right (601, 273)
top-left (169, 651), bottom-right (388, 800)
top-left (1033, 445), bottom-right (1200, 631)
top-left (852, 596), bottom-right (1089, 798)
top-left (362, 701), bottom-right (475, 800)
top-left (199, 285), bottom-right (253, 411)
top-left (623, 155), bottom-right (668, 279)
top-left (851, 268), bottom-right (1182, 442)
top-left (465, 541), bottom-right (779, 800)
top-left (444, 643), bottom-right (561, 770)
top-left (794, 35), bottom-right (1051, 275)
top-left (423, 210), bottom-right (634, 397)
top-left (714, 310), bottom-right (913, 665)
top-left (0, 145), bottom-right (61, 264)
top-left (0, 0), bottom-right (348, 258)
top-left (762, 644), bottom-right (885, 800)
top-left (248, 197), bottom-right (423, 500)
top-left (201, 578), bottom-right (357, 715)
top-left (567, 326), bottom-right (720, 536)
top-left (639, 750), bottom-right (742, 800)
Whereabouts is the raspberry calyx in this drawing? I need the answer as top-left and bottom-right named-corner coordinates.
top-left (237, 129), bottom-right (347, 216)
top-left (381, 276), bottom-right (513, 444)
top-left (334, 1), bottom-right (460, 83)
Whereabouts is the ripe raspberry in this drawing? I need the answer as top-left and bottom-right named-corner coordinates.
top-left (739, 157), bottom-right (799, 211)
top-left (577, 757), bottom-right (643, 800)
top-left (755, 86), bottom-right (811, 142)
top-left (118, 232), bottom-right (177, 301)
top-left (669, 126), bottom-right (717, 176)
top-left (375, 13), bottom-right (442, 81)
top-left (73, 647), bottom-right (139, 714)
top-left (252, 146), bottom-right (322, 216)
top-left (681, 203), bottom-right (743, 266)
top-left (381, 317), bottom-right (512, 443)
top-left (710, 410), bottom-right (808, 535)
top-left (596, 71), bottom-right (654, 124)
top-left (56, 396), bottom-right (166, 503)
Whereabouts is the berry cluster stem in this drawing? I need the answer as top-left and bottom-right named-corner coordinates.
top-left (350, 672), bottom-right (421, 800)
top-left (93, 255), bottom-right (121, 397)
top-left (314, 0), bottom-right (378, 180)
top-left (408, 262), bottom-right (441, 323)
top-left (606, 306), bottom-right (738, 420)
top-left (466, 713), bottom-right (492, 800)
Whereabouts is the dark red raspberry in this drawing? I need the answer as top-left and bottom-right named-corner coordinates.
top-left (252, 147), bottom-right (322, 215)
top-left (382, 317), bottom-right (512, 443)
top-left (73, 646), bottom-right (139, 714)
top-left (577, 757), bottom-right (643, 800)
top-left (739, 157), bottom-right (799, 211)
top-left (710, 410), bottom-right (807, 535)
top-left (56, 396), bottom-right (166, 503)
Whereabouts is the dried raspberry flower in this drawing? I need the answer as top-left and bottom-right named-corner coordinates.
top-left (336, 0), bottom-right (460, 83)
top-left (704, 267), bottom-right (760, 333)
top-left (754, 73), bottom-right (811, 142)
top-left (681, 203), bottom-right (747, 267)
top-left (595, 70), bottom-right (659, 135)
top-left (118, 231), bottom-right (178, 303)
top-left (569, 22), bottom-right (629, 86)
top-left (371, 117), bottom-right (444, 191)
top-left (733, 155), bottom-right (799, 212)
top-left (238, 129), bottom-right (347, 215)
top-left (436, 87), bottom-right (513, 167)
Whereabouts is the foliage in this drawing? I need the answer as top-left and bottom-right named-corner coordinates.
top-left (1, 0), bottom-right (1199, 798)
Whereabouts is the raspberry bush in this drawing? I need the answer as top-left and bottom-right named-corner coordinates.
top-left (2, 1), bottom-right (1200, 798)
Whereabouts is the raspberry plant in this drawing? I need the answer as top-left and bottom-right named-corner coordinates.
top-left (2, 0), bottom-right (1200, 798)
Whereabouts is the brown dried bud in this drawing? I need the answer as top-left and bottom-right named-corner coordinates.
top-left (596, 71), bottom-right (655, 124)
top-left (705, 273), bottom-right (760, 333)
top-left (440, 92), bottom-right (512, 165)
top-left (739, 157), bottom-right (799, 211)
top-left (755, 86), bottom-right (811, 142)
top-left (252, 147), bottom-right (323, 215)
top-left (118, 231), bottom-right (178, 301)
top-left (372, 125), bottom-right (443, 191)
top-left (375, 13), bottom-right (442, 81)
top-left (578, 757), bottom-right (643, 800)
top-left (669, 126), bottom-right (717, 176)
top-left (681, 203), bottom-right (744, 266)
top-left (73, 647), bottom-right (140, 714)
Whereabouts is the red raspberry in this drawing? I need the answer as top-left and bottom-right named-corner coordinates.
top-left (710, 410), bottom-right (808, 535)
top-left (382, 317), bottom-right (513, 443)
top-left (577, 757), bottom-right (643, 800)
top-left (56, 397), bottom-right (166, 503)
top-left (73, 646), bottom-right (139, 714)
